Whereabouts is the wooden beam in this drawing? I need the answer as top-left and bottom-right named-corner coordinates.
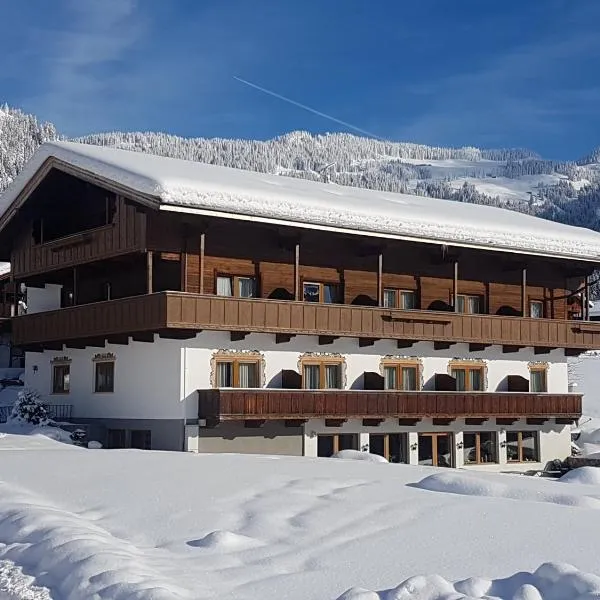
top-left (434, 341), bottom-right (453, 350)
top-left (159, 329), bottom-right (199, 340)
top-left (294, 242), bottom-right (300, 301)
top-left (230, 331), bottom-right (249, 342)
top-left (106, 334), bottom-right (129, 345)
top-left (453, 260), bottom-right (458, 312)
top-left (433, 417), bottom-right (454, 426)
top-left (244, 420), bottom-right (266, 428)
top-left (65, 341), bottom-right (87, 349)
top-left (565, 348), bottom-right (586, 357)
top-left (502, 345), bottom-right (522, 353)
top-left (556, 417), bottom-right (576, 425)
top-left (534, 346), bottom-right (553, 355)
top-left (66, 338), bottom-right (105, 349)
top-left (584, 274), bottom-right (590, 321)
top-left (199, 232), bottom-right (205, 294)
top-left (359, 337), bottom-right (379, 347)
top-left (521, 267), bottom-right (527, 317)
top-left (465, 417), bottom-right (488, 426)
top-left (469, 343), bottom-right (490, 352)
top-left (42, 342), bottom-right (64, 351)
top-left (325, 418), bottom-right (346, 427)
top-left (318, 335), bottom-right (338, 345)
top-left (132, 332), bottom-right (155, 343)
top-left (147, 250), bottom-right (153, 294)
top-left (275, 333), bottom-right (295, 344)
top-left (377, 252), bottom-right (383, 307)
top-left (526, 417), bottom-right (548, 425)
top-left (73, 267), bottom-right (77, 305)
top-left (496, 417), bottom-right (518, 425)
top-left (397, 340), bottom-right (416, 349)
top-left (398, 418), bottom-right (421, 426)
top-left (362, 418), bottom-right (384, 427)
top-left (284, 419), bottom-right (307, 427)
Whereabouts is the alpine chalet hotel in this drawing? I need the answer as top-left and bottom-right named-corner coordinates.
top-left (1, 141), bottom-right (599, 470)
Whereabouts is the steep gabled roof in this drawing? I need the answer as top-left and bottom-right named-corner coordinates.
top-left (2, 140), bottom-right (600, 262)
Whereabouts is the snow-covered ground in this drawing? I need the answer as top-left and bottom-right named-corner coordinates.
top-left (1, 433), bottom-right (600, 599)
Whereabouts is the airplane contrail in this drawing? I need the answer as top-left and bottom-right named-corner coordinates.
top-left (233, 76), bottom-right (385, 141)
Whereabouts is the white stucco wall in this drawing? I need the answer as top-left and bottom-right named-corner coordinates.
top-left (25, 285), bottom-right (62, 314)
top-left (26, 333), bottom-right (569, 422)
top-left (25, 337), bottom-right (184, 420)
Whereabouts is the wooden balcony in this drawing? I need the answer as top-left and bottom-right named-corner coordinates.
top-left (197, 389), bottom-right (582, 422)
top-left (11, 291), bottom-right (600, 351)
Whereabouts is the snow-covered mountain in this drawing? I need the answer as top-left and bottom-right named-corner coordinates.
top-left (2, 103), bottom-right (600, 233)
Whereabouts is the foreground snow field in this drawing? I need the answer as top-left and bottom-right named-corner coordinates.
top-left (1, 434), bottom-right (600, 599)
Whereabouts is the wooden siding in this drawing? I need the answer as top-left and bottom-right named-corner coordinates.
top-left (197, 389), bottom-right (583, 420)
top-left (12, 196), bottom-right (146, 278)
top-left (11, 291), bottom-right (600, 349)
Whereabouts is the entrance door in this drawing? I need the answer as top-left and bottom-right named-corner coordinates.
top-left (418, 433), bottom-right (453, 467)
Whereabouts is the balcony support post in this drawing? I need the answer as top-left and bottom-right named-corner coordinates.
top-left (377, 252), bottom-right (383, 306)
top-left (294, 242), bottom-right (300, 301)
top-left (146, 251), bottom-right (153, 294)
top-left (453, 260), bottom-right (458, 311)
top-left (199, 232), bottom-right (205, 294)
top-left (584, 274), bottom-right (590, 321)
top-left (521, 267), bottom-right (527, 317)
top-left (73, 267), bottom-right (78, 305)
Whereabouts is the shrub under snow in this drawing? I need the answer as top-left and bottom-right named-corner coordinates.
top-left (9, 388), bottom-right (50, 426)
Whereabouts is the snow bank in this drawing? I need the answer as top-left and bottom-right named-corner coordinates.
top-left (187, 529), bottom-right (262, 550)
top-left (413, 471), bottom-right (600, 508)
top-left (560, 467), bottom-right (600, 485)
top-left (3, 141), bottom-right (600, 260)
top-left (337, 562), bottom-right (600, 600)
top-left (332, 450), bottom-right (388, 463)
top-left (0, 482), bottom-right (194, 599)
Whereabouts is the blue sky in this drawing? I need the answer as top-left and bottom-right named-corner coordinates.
top-left (2, 0), bottom-right (600, 158)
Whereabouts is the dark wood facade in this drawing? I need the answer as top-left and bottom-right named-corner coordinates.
top-left (197, 389), bottom-right (582, 421)
top-left (12, 291), bottom-right (600, 350)
top-left (1, 166), bottom-right (598, 351)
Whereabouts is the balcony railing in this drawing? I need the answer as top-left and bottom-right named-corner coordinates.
top-left (11, 291), bottom-right (600, 350)
top-left (198, 389), bottom-right (582, 422)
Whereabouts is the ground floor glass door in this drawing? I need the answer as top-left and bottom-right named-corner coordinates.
top-left (317, 434), bottom-right (358, 457)
top-left (369, 433), bottom-right (408, 463)
top-left (418, 432), bottom-right (453, 467)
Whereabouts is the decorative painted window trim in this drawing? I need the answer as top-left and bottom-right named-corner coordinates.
top-left (210, 350), bottom-right (265, 388)
top-left (380, 356), bottom-right (424, 390)
top-left (298, 352), bottom-right (347, 389)
top-left (50, 355), bottom-right (71, 365)
top-left (447, 359), bottom-right (488, 391)
top-left (93, 352), bottom-right (116, 362)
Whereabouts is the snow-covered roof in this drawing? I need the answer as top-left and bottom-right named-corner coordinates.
top-left (3, 140), bottom-right (600, 261)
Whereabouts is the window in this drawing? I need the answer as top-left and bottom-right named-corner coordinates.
top-left (52, 364), bottom-right (70, 394)
top-left (383, 289), bottom-right (417, 310)
top-left (506, 431), bottom-right (539, 462)
top-left (317, 434), bottom-right (357, 457)
top-left (383, 363), bottom-right (419, 390)
top-left (95, 361), bottom-right (115, 393)
top-left (463, 432), bottom-right (498, 464)
top-left (451, 365), bottom-right (484, 391)
top-left (216, 275), bottom-right (256, 298)
top-left (529, 300), bottom-right (544, 319)
top-left (130, 430), bottom-right (152, 450)
top-left (303, 282), bottom-right (341, 304)
top-left (456, 294), bottom-right (483, 314)
top-left (529, 367), bottom-right (547, 392)
top-left (215, 359), bottom-right (260, 388)
top-left (302, 361), bottom-right (343, 389)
